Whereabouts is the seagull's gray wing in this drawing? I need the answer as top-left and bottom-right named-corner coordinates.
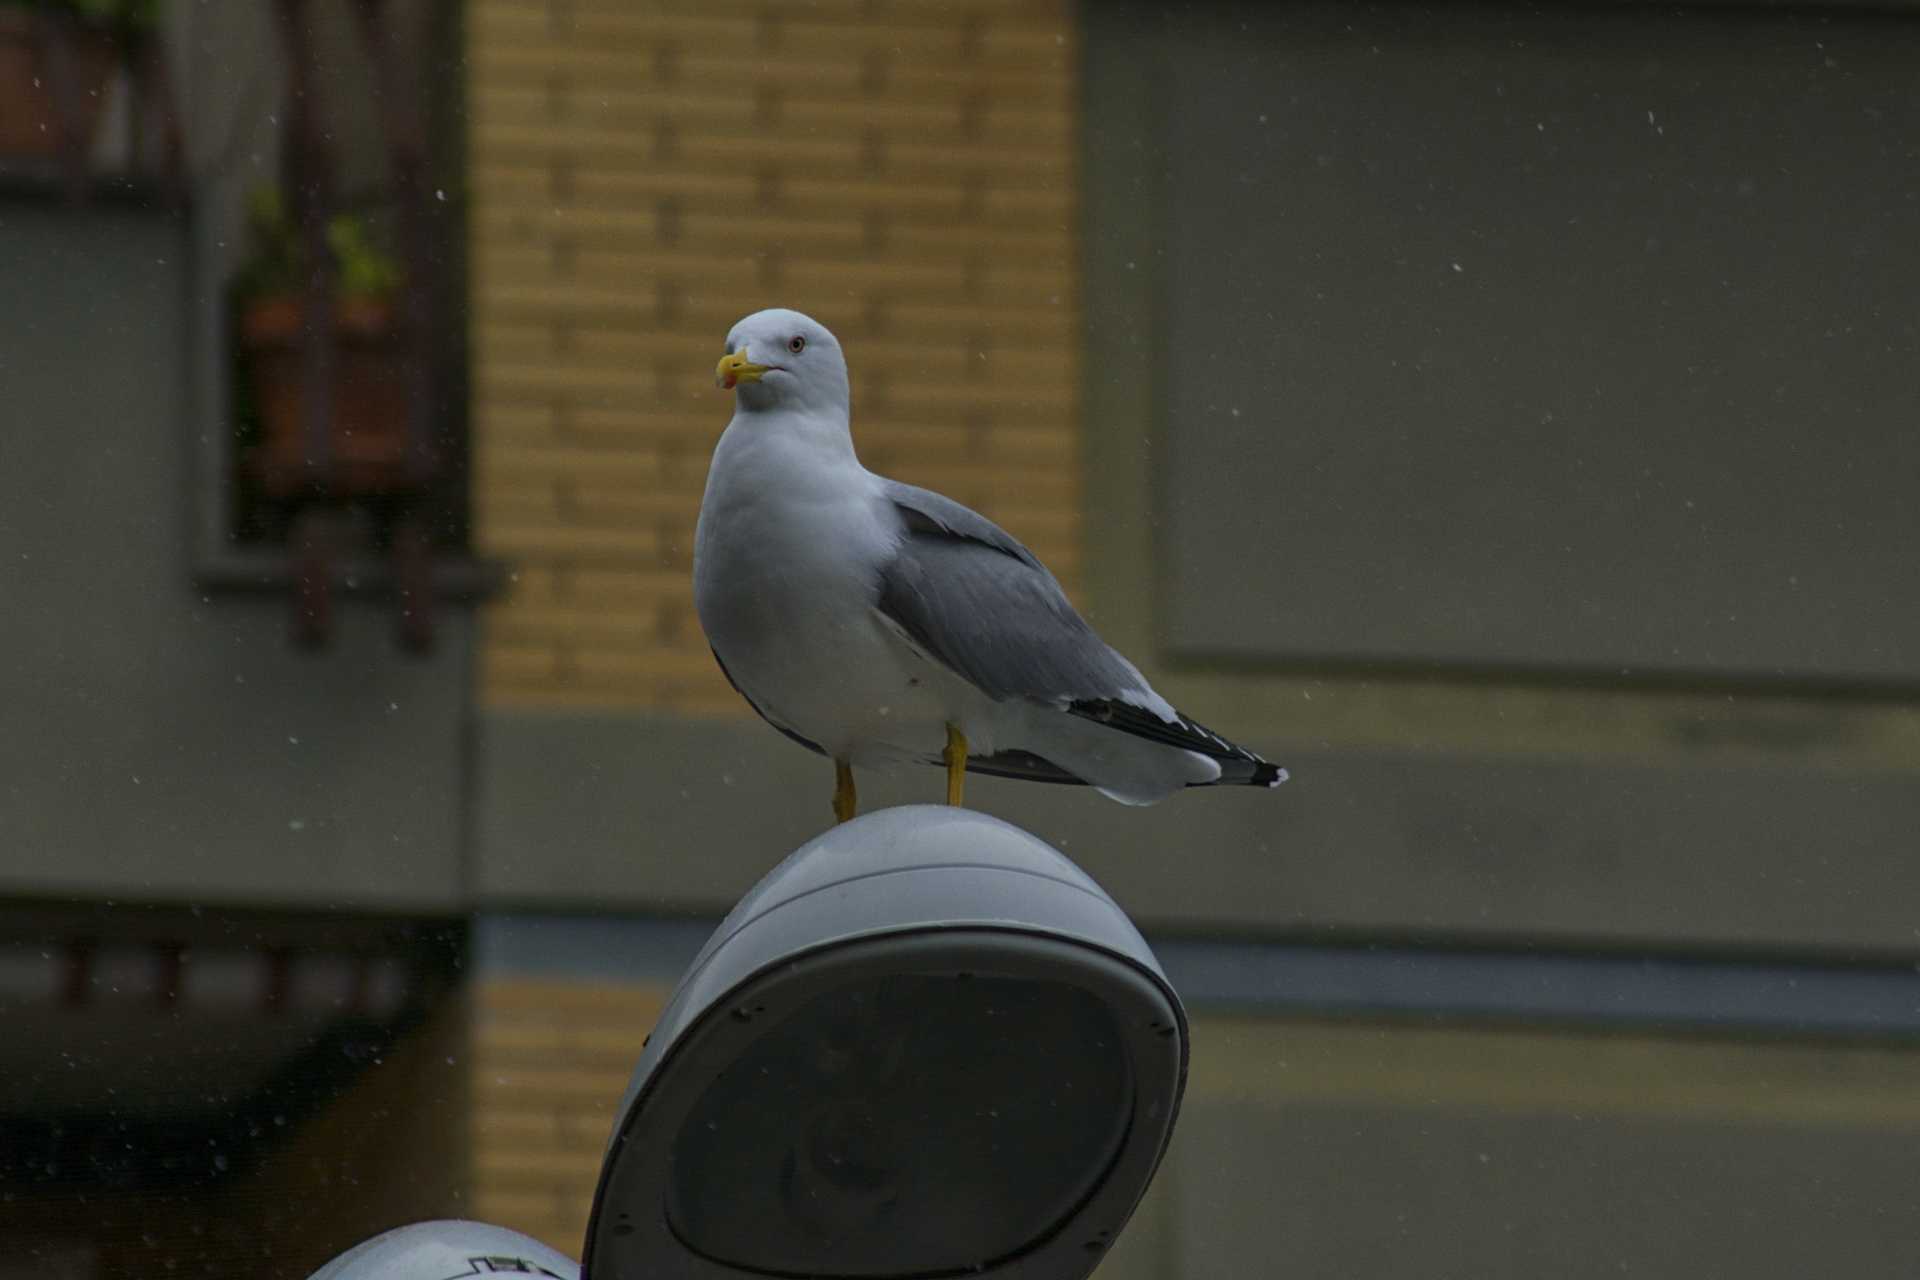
top-left (875, 480), bottom-right (1142, 704)
top-left (876, 480), bottom-right (1285, 788)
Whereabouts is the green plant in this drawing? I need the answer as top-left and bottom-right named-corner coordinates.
top-left (235, 184), bottom-right (403, 306)
top-left (326, 213), bottom-right (402, 301)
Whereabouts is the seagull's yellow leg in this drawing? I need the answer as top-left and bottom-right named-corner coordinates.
top-left (943, 723), bottom-right (968, 807)
top-left (832, 759), bottom-right (857, 825)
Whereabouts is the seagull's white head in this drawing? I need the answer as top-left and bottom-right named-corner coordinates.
top-left (715, 308), bottom-right (850, 419)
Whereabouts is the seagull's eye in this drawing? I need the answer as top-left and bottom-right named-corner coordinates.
top-left (787, 335), bottom-right (807, 355)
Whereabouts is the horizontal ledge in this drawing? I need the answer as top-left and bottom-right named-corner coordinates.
top-left (195, 549), bottom-right (510, 602)
top-left (1156, 938), bottom-right (1920, 1041)
top-left (473, 912), bottom-right (1920, 1041)
top-left (0, 162), bottom-right (182, 209)
top-left (1162, 646), bottom-right (1920, 704)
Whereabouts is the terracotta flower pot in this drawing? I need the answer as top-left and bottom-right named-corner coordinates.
top-left (0, 10), bottom-right (116, 159)
top-left (240, 295), bottom-right (416, 498)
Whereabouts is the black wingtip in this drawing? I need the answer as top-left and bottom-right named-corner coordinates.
top-left (1251, 762), bottom-right (1289, 788)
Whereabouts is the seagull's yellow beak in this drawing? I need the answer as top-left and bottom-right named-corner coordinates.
top-left (715, 349), bottom-right (768, 390)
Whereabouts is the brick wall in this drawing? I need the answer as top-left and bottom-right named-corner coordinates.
top-left (471, 977), bottom-right (669, 1255)
top-left (469, 0), bottom-right (1085, 712)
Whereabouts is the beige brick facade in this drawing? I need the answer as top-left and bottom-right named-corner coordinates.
top-left (471, 977), bottom-right (669, 1255)
top-left (469, 0), bottom-right (1085, 713)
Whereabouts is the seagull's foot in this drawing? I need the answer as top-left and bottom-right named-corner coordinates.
top-left (943, 723), bottom-right (968, 807)
top-left (833, 759), bottom-right (857, 824)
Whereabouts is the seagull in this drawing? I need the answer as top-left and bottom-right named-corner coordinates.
top-left (693, 308), bottom-right (1286, 824)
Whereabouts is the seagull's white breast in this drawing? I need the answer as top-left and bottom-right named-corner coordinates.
top-left (693, 416), bottom-right (962, 764)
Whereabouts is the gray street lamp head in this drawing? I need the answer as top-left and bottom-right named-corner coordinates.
top-left (584, 804), bottom-right (1190, 1280)
top-left (304, 1220), bottom-right (579, 1279)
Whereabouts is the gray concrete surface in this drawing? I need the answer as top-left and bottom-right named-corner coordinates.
top-left (0, 201), bottom-right (471, 909)
top-left (1150, 2), bottom-right (1920, 683)
top-left (475, 707), bottom-right (1920, 954)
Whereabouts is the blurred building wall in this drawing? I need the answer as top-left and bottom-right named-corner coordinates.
top-left (463, 0), bottom-right (1920, 957)
top-left (0, 203), bottom-right (472, 911)
top-left (459, 1), bottom-right (1920, 1274)
top-left (462, 0), bottom-right (1086, 1256)
top-left (469, 976), bottom-right (669, 1253)
top-left (467, 0), bottom-right (1084, 712)
top-left (467, 935), bottom-right (1920, 1274)
top-left (0, 8), bottom-right (476, 1273)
